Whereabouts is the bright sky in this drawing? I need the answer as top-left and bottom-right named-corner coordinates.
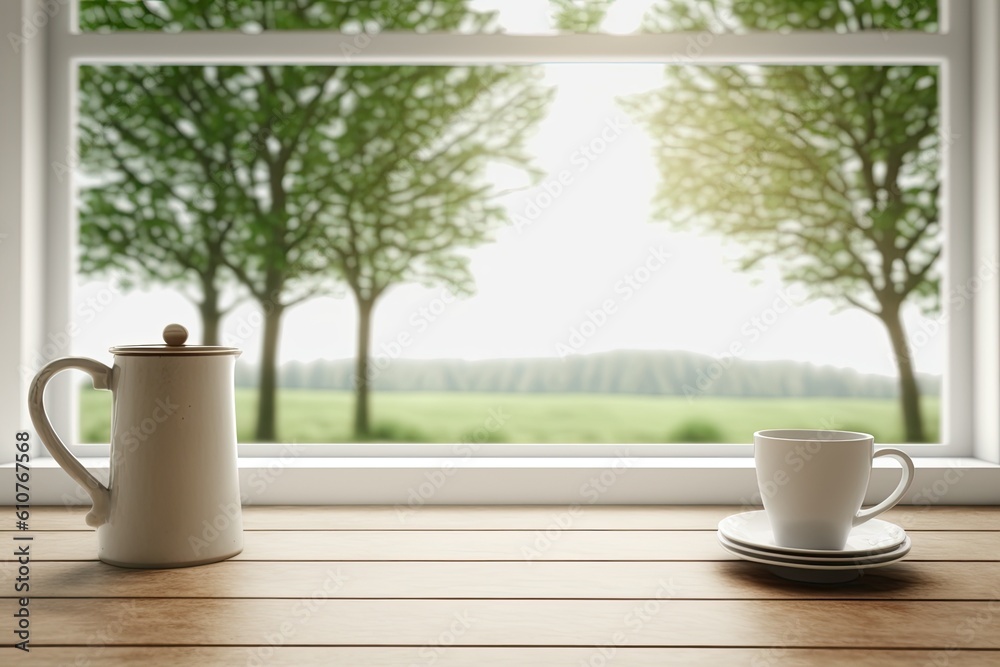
top-left (71, 4), bottom-right (945, 378)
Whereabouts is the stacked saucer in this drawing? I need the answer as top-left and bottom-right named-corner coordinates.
top-left (718, 510), bottom-right (911, 584)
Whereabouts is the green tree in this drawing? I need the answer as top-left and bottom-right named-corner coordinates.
top-left (76, 61), bottom-right (333, 441)
top-left (78, 1), bottom-right (547, 442)
top-left (318, 65), bottom-right (552, 437)
top-left (209, 64), bottom-right (338, 441)
top-left (626, 0), bottom-right (940, 441)
top-left (77, 66), bottom-right (240, 345)
top-left (77, 1), bottom-right (379, 440)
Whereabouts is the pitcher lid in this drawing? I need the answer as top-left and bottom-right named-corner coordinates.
top-left (109, 324), bottom-right (242, 357)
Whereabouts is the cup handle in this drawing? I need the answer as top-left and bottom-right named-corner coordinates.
top-left (852, 447), bottom-right (915, 527)
top-left (28, 358), bottom-right (113, 528)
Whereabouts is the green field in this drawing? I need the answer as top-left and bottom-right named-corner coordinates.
top-left (78, 389), bottom-right (939, 444)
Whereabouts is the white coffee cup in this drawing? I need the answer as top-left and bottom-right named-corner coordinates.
top-left (754, 429), bottom-right (915, 551)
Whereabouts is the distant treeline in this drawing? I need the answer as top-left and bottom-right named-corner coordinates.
top-left (235, 350), bottom-right (940, 398)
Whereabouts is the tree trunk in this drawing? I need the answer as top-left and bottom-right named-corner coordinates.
top-left (255, 303), bottom-right (284, 442)
top-left (198, 296), bottom-right (222, 346)
top-left (353, 298), bottom-right (375, 439)
top-left (880, 303), bottom-right (926, 443)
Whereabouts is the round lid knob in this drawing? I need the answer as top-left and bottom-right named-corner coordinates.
top-left (162, 323), bottom-right (189, 347)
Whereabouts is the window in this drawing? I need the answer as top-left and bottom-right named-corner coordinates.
top-left (73, 58), bottom-right (948, 448)
top-left (4, 0), bottom-right (999, 503)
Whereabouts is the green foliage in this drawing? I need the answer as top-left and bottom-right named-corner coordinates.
top-left (79, 0), bottom-right (498, 33)
top-left (317, 63), bottom-right (551, 303)
top-left (628, 1), bottom-right (942, 444)
top-left (77, 1), bottom-right (551, 439)
top-left (76, 65), bottom-right (237, 299)
top-left (550, 0), bottom-right (614, 32)
top-left (459, 424), bottom-right (509, 444)
top-left (79, 2), bottom-right (540, 308)
top-left (365, 421), bottom-right (432, 443)
top-left (633, 0), bottom-right (943, 316)
top-left (642, 0), bottom-right (938, 33)
top-left (625, 61), bottom-right (941, 317)
top-left (666, 419), bottom-right (724, 443)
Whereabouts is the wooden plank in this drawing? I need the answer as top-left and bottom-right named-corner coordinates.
top-left (19, 647), bottom-right (1000, 667)
top-left (29, 598), bottom-right (1000, 648)
top-left (3, 529), bottom-right (996, 562)
top-left (4, 559), bottom-right (999, 600)
top-left (10, 504), bottom-right (999, 531)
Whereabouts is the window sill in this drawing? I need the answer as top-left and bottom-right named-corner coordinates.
top-left (5, 456), bottom-right (999, 505)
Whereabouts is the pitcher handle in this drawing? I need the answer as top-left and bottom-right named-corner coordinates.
top-left (28, 358), bottom-right (113, 528)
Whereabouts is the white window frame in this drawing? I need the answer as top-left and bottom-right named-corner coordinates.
top-left (2, 0), bottom-right (998, 504)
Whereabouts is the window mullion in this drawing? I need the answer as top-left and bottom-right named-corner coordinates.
top-left (56, 31), bottom-right (958, 66)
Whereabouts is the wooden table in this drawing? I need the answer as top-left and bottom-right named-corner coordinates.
top-left (2, 505), bottom-right (998, 665)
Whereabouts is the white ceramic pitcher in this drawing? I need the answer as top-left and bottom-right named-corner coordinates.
top-left (28, 324), bottom-right (244, 568)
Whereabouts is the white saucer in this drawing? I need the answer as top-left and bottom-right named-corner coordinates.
top-left (718, 510), bottom-right (906, 557)
top-left (718, 535), bottom-right (911, 584)
top-left (719, 532), bottom-right (912, 565)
